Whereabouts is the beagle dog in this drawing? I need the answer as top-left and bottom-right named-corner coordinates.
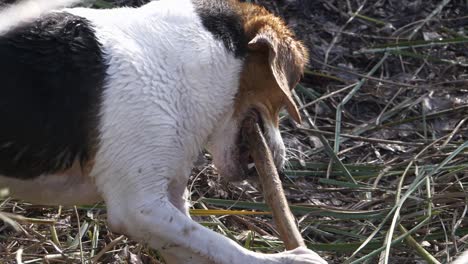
top-left (0, 0), bottom-right (327, 263)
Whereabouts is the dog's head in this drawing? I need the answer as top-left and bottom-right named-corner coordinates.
top-left (207, 3), bottom-right (308, 181)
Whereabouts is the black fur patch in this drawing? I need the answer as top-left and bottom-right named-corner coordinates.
top-left (0, 12), bottom-right (107, 179)
top-left (193, 0), bottom-right (247, 58)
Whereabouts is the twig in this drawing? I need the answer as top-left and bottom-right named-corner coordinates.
top-left (74, 206), bottom-right (85, 264)
top-left (15, 247), bottom-right (24, 264)
top-left (441, 117), bottom-right (468, 148)
top-left (398, 224), bottom-right (441, 264)
top-left (307, 59), bottom-right (420, 88)
top-left (355, 37), bottom-right (468, 54)
top-left (380, 105), bottom-right (468, 128)
top-left (0, 211), bottom-right (56, 225)
top-left (334, 53), bottom-right (389, 153)
top-left (408, 0), bottom-right (452, 39)
top-left (324, 0), bottom-right (368, 64)
top-left (296, 83), bottom-right (356, 112)
top-left (292, 91), bottom-right (356, 183)
top-left (299, 127), bottom-right (425, 146)
top-left (91, 235), bottom-right (126, 263)
top-left (242, 113), bottom-right (304, 250)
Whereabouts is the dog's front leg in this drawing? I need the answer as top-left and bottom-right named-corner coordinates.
top-left (159, 179), bottom-right (214, 264)
top-left (99, 168), bottom-right (325, 264)
top-left (103, 179), bottom-right (255, 263)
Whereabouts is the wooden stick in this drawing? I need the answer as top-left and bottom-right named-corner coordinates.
top-left (242, 115), bottom-right (305, 250)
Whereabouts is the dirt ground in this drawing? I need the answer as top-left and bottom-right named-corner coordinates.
top-left (0, 0), bottom-right (467, 263)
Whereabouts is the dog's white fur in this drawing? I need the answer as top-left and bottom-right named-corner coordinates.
top-left (0, 1), bottom-right (327, 263)
top-left (452, 250), bottom-right (468, 264)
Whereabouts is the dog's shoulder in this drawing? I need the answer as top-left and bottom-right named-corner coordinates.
top-left (192, 0), bottom-right (247, 58)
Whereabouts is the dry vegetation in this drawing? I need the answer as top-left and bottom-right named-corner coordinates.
top-left (1, 0), bottom-right (467, 263)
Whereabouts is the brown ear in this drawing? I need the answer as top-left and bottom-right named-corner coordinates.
top-left (248, 31), bottom-right (303, 123)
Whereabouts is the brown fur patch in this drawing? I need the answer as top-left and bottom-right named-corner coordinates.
top-left (233, 1), bottom-right (309, 124)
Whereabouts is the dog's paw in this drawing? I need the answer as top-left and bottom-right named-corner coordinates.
top-left (275, 247), bottom-right (328, 264)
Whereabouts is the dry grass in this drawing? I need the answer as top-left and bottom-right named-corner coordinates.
top-left (1, 0), bottom-right (467, 263)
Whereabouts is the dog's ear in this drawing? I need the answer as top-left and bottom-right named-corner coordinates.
top-left (247, 28), bottom-right (307, 123)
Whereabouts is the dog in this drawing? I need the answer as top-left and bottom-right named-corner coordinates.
top-left (0, 0), bottom-right (327, 263)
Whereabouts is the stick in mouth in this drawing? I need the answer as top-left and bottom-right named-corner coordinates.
top-left (241, 112), bottom-right (305, 250)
